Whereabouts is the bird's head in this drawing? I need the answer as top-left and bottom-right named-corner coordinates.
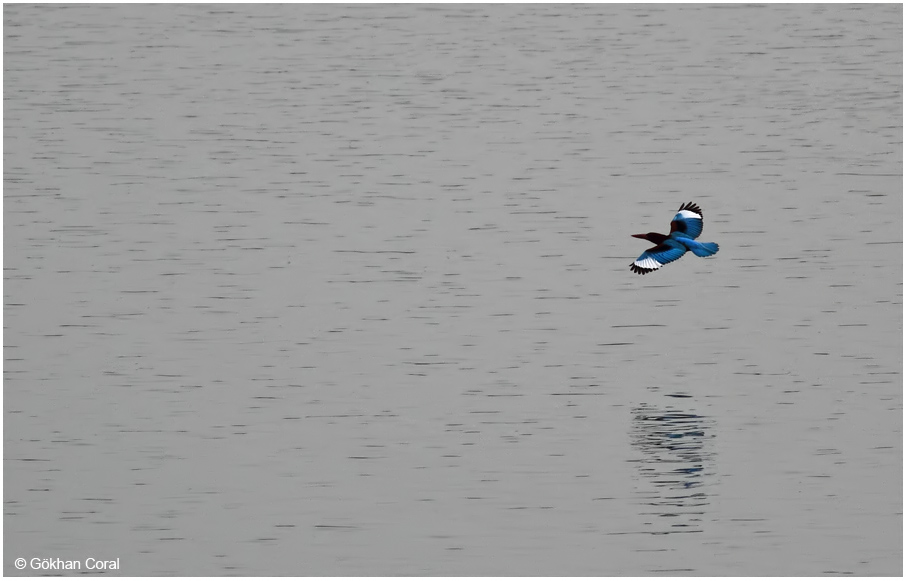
top-left (632, 232), bottom-right (667, 243)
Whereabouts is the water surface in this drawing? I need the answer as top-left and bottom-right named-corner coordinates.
top-left (4, 4), bottom-right (902, 576)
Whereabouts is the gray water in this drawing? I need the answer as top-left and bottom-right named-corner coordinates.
top-left (4, 4), bottom-right (902, 576)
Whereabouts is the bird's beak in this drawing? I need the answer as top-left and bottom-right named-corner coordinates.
top-left (631, 233), bottom-right (647, 239)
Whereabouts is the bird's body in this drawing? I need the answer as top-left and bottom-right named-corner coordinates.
top-left (630, 202), bottom-right (719, 274)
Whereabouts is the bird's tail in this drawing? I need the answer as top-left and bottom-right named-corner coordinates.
top-left (689, 241), bottom-right (719, 257)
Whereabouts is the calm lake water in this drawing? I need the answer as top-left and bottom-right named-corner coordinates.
top-left (4, 4), bottom-right (902, 576)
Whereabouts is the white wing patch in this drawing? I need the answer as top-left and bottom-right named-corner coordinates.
top-left (676, 209), bottom-right (702, 220)
top-left (633, 256), bottom-right (663, 271)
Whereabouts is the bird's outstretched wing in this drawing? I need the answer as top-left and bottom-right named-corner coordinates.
top-left (669, 201), bottom-right (704, 240)
top-left (630, 243), bottom-right (687, 275)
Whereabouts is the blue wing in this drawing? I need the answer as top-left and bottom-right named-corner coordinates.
top-left (669, 202), bottom-right (704, 240)
top-left (630, 242), bottom-right (688, 275)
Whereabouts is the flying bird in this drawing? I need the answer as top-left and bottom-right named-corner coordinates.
top-left (630, 202), bottom-right (719, 274)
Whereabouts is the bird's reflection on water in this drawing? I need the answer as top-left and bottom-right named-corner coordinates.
top-left (629, 401), bottom-right (715, 535)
